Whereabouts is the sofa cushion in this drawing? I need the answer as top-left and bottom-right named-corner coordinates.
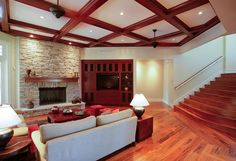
top-left (96, 109), bottom-right (133, 126)
top-left (40, 116), bottom-right (96, 143)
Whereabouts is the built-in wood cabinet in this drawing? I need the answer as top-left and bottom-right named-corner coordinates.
top-left (81, 60), bottom-right (133, 105)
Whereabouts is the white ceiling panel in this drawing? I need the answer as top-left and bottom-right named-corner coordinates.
top-left (45, 0), bottom-right (90, 12)
top-left (69, 22), bottom-right (112, 39)
top-left (10, 25), bottom-right (54, 37)
top-left (177, 3), bottom-right (216, 27)
top-left (158, 34), bottom-right (187, 43)
top-left (133, 20), bottom-right (179, 38)
top-left (61, 37), bottom-right (89, 44)
top-left (9, 0), bottom-right (70, 30)
top-left (158, 0), bottom-right (189, 9)
top-left (90, 0), bottom-right (154, 28)
top-left (108, 36), bottom-right (139, 43)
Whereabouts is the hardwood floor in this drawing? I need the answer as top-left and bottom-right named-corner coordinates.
top-left (106, 102), bottom-right (236, 161)
top-left (25, 102), bottom-right (236, 161)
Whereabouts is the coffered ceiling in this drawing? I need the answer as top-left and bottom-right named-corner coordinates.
top-left (0, 0), bottom-right (220, 48)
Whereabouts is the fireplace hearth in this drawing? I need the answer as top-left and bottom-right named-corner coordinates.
top-left (39, 87), bottom-right (66, 105)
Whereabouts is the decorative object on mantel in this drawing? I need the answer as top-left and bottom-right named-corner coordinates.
top-left (71, 96), bottom-right (82, 104)
top-left (25, 76), bottom-right (79, 83)
top-left (0, 105), bottom-right (22, 149)
top-left (130, 93), bottom-right (149, 118)
top-left (27, 100), bottom-right (34, 109)
top-left (26, 69), bottom-right (31, 77)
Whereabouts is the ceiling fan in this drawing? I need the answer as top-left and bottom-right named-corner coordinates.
top-left (152, 29), bottom-right (158, 48)
top-left (49, 0), bottom-right (65, 18)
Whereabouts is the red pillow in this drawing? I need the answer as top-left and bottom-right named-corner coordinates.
top-left (112, 109), bottom-right (119, 113)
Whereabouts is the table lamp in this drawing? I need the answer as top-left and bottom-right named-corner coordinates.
top-left (130, 94), bottom-right (149, 118)
top-left (0, 105), bottom-right (22, 149)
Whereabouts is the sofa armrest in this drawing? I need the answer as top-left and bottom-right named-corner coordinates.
top-left (32, 130), bottom-right (46, 161)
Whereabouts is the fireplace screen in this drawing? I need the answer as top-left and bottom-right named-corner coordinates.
top-left (39, 87), bottom-right (66, 105)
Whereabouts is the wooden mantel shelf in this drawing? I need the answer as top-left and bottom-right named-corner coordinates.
top-left (25, 77), bottom-right (79, 83)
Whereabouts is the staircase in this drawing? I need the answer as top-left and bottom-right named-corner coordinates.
top-left (174, 73), bottom-right (236, 143)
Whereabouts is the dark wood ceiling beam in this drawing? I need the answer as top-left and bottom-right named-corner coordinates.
top-left (65, 33), bottom-right (97, 42)
top-left (168, 0), bottom-right (209, 16)
top-left (9, 29), bottom-right (52, 41)
top-left (58, 39), bottom-right (88, 47)
top-left (89, 33), bottom-right (120, 47)
top-left (179, 16), bottom-right (220, 45)
top-left (53, 0), bottom-right (108, 41)
top-left (124, 15), bottom-right (162, 31)
top-left (15, 0), bottom-right (77, 18)
top-left (84, 17), bottom-right (124, 33)
top-left (9, 19), bottom-right (57, 34)
top-left (0, 0), bottom-right (10, 32)
top-left (125, 32), bottom-right (150, 42)
top-left (135, 0), bottom-right (192, 36)
top-left (84, 17), bottom-right (150, 43)
top-left (9, 29), bottom-right (89, 47)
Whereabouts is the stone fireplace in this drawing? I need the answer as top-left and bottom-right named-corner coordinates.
top-left (19, 38), bottom-right (81, 108)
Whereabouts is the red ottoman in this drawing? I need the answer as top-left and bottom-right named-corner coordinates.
top-left (99, 108), bottom-right (120, 115)
top-left (89, 105), bottom-right (105, 116)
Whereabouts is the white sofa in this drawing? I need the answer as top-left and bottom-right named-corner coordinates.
top-left (32, 109), bottom-right (137, 161)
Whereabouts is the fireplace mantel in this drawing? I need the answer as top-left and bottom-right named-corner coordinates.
top-left (25, 77), bottom-right (79, 83)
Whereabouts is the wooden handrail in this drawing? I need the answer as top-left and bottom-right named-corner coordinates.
top-left (175, 56), bottom-right (223, 90)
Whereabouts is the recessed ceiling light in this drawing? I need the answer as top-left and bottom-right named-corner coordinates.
top-left (120, 12), bottom-right (124, 16)
top-left (198, 11), bottom-right (203, 15)
top-left (30, 34), bottom-right (34, 38)
top-left (89, 30), bottom-right (93, 33)
top-left (40, 16), bottom-right (44, 19)
top-left (69, 42), bottom-right (72, 45)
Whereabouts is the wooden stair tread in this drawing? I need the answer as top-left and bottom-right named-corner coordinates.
top-left (179, 103), bottom-right (236, 127)
top-left (173, 111), bottom-right (236, 146)
top-left (184, 99), bottom-right (236, 120)
top-left (174, 106), bottom-right (236, 139)
top-left (189, 95), bottom-right (236, 108)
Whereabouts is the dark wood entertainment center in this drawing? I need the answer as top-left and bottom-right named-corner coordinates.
top-left (81, 60), bottom-right (133, 106)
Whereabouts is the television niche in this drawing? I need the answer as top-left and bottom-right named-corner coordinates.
top-left (97, 73), bottom-right (119, 90)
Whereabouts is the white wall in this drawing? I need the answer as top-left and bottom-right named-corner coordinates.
top-left (173, 37), bottom-right (225, 105)
top-left (136, 60), bottom-right (163, 101)
top-left (82, 47), bottom-right (179, 60)
top-left (174, 37), bottom-right (224, 86)
top-left (225, 34), bottom-right (236, 73)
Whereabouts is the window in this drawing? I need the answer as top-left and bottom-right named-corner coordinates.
top-left (0, 43), bottom-right (8, 104)
top-left (0, 44), bottom-right (3, 104)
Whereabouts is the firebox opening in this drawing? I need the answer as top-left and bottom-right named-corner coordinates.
top-left (39, 87), bottom-right (66, 105)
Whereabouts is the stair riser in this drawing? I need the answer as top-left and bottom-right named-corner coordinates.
top-left (216, 77), bottom-right (236, 81)
top-left (205, 84), bottom-right (236, 91)
top-left (195, 92), bottom-right (234, 101)
top-left (200, 89), bottom-right (236, 97)
top-left (184, 100), bottom-right (236, 119)
top-left (179, 103), bottom-right (236, 128)
top-left (174, 107), bottom-right (236, 139)
top-left (211, 81), bottom-right (236, 86)
top-left (189, 95), bottom-right (233, 108)
top-left (221, 73), bottom-right (236, 77)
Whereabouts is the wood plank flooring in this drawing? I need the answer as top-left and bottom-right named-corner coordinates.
top-left (25, 102), bottom-right (236, 161)
top-left (106, 102), bottom-right (236, 161)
